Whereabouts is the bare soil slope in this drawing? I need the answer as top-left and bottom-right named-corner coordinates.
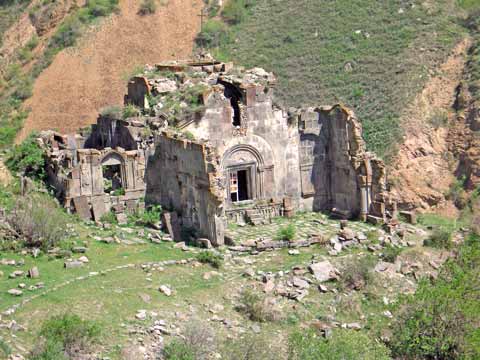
top-left (19, 0), bottom-right (202, 138)
top-left (390, 39), bottom-right (471, 214)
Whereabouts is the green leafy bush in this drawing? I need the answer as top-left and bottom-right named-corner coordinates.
top-left (6, 133), bottom-right (45, 179)
top-left (389, 234), bottom-right (480, 359)
top-left (196, 19), bottom-right (229, 48)
top-left (100, 210), bottom-right (117, 224)
top-left (196, 250), bottom-right (223, 268)
top-left (31, 314), bottom-right (100, 360)
top-left (288, 329), bottom-right (391, 360)
top-left (423, 228), bottom-right (454, 249)
top-left (123, 104), bottom-right (141, 119)
top-left (163, 340), bottom-right (195, 360)
top-left (137, 205), bottom-right (162, 226)
top-left (276, 223), bottom-right (296, 241)
top-left (381, 245), bottom-right (402, 263)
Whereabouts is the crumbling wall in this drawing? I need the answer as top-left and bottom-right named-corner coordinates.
top-left (298, 105), bottom-right (388, 219)
top-left (145, 132), bottom-right (225, 245)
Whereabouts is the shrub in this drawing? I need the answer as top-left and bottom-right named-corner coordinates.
top-left (6, 133), bottom-right (45, 179)
top-left (196, 250), bottom-right (223, 268)
top-left (381, 245), bottom-right (402, 263)
top-left (222, 0), bottom-right (256, 24)
top-left (100, 105), bottom-right (122, 119)
top-left (31, 314), bottom-right (100, 360)
top-left (447, 176), bottom-right (468, 209)
top-left (122, 104), bottom-right (141, 119)
top-left (237, 288), bottom-right (281, 322)
top-left (138, 0), bottom-right (157, 15)
top-left (7, 193), bottom-right (68, 250)
top-left (196, 19), bottom-right (229, 48)
top-left (389, 234), bottom-right (480, 359)
top-left (221, 333), bottom-right (280, 360)
top-left (428, 108), bottom-right (449, 129)
top-left (288, 329), bottom-right (391, 360)
top-left (423, 228), bottom-right (453, 249)
top-left (276, 223), bottom-right (296, 241)
top-left (100, 210), bottom-right (117, 224)
top-left (339, 255), bottom-right (376, 291)
top-left (139, 205), bottom-right (162, 226)
top-left (162, 320), bottom-right (216, 360)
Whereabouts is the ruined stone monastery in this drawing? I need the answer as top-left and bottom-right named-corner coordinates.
top-left (39, 59), bottom-right (394, 246)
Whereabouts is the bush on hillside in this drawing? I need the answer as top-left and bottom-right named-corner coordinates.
top-left (8, 193), bottom-right (68, 250)
top-left (237, 288), bottom-right (282, 322)
top-left (6, 133), bottom-right (45, 179)
top-left (31, 314), bottom-right (101, 360)
top-left (196, 19), bottom-right (229, 48)
top-left (389, 234), bottom-right (480, 359)
top-left (196, 250), bottom-right (223, 268)
top-left (220, 333), bottom-right (280, 360)
top-left (162, 320), bottom-right (216, 360)
top-left (288, 329), bottom-right (391, 360)
top-left (423, 228), bottom-right (454, 249)
top-left (222, 0), bottom-right (256, 24)
top-left (138, 0), bottom-right (157, 15)
top-left (339, 255), bottom-right (376, 291)
top-left (122, 104), bottom-right (141, 119)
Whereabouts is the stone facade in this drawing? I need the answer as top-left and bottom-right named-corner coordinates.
top-left (40, 59), bottom-right (393, 246)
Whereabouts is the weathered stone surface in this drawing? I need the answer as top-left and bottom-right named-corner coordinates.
top-left (8, 289), bottom-right (22, 296)
top-left (159, 285), bottom-right (172, 296)
top-left (197, 238), bottom-right (212, 249)
top-left (64, 260), bottom-right (84, 269)
top-left (161, 212), bottom-right (182, 242)
top-left (308, 261), bottom-right (338, 282)
top-left (28, 267), bottom-right (40, 279)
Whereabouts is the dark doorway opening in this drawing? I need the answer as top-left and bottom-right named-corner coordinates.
top-left (103, 164), bottom-right (123, 194)
top-left (230, 169), bottom-right (250, 202)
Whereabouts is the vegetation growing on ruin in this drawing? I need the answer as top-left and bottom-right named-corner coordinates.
top-left (199, 0), bottom-right (468, 159)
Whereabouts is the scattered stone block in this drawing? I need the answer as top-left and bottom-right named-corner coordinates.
top-left (28, 267), bottom-right (40, 279)
top-left (72, 246), bottom-right (87, 254)
top-left (8, 289), bottom-right (22, 296)
top-left (64, 260), bottom-right (84, 269)
top-left (308, 261), bottom-right (338, 282)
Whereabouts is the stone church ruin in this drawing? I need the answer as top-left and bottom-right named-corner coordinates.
top-left (39, 59), bottom-right (394, 246)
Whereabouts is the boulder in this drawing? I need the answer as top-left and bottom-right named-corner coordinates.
top-left (292, 277), bottom-right (310, 289)
top-left (159, 285), bottom-right (172, 296)
top-left (308, 261), bottom-right (338, 282)
top-left (8, 289), bottom-right (22, 296)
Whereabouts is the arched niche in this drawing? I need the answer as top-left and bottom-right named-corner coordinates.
top-left (100, 152), bottom-right (126, 194)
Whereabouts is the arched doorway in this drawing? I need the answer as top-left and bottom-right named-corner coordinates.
top-left (222, 145), bottom-right (266, 204)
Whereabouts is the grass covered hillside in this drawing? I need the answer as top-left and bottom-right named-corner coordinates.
top-left (200, 0), bottom-right (468, 158)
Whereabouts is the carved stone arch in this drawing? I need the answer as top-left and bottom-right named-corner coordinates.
top-left (221, 138), bottom-right (275, 204)
top-left (101, 151), bottom-right (125, 166)
top-left (100, 151), bottom-right (127, 192)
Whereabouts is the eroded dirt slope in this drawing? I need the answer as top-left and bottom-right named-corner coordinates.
top-left (390, 39), bottom-right (471, 214)
top-left (18, 0), bottom-right (202, 138)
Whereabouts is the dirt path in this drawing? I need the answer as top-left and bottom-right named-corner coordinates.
top-left (389, 38), bottom-right (471, 214)
top-left (18, 0), bottom-right (202, 139)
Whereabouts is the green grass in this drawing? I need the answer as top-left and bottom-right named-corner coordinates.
top-left (202, 0), bottom-right (467, 159)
